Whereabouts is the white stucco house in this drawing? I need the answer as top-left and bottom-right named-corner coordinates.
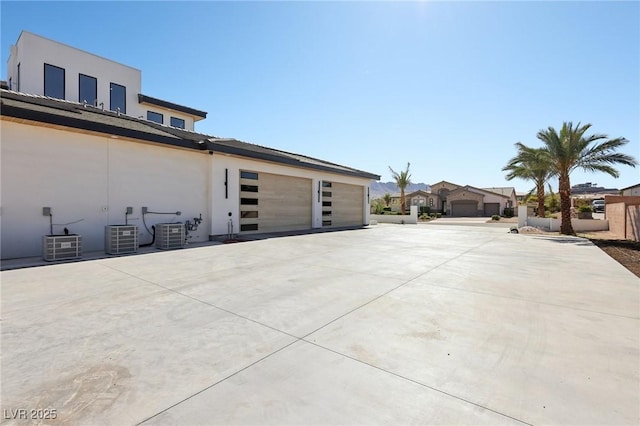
top-left (0, 31), bottom-right (379, 260)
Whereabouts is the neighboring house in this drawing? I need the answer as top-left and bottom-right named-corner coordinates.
top-left (0, 32), bottom-right (380, 260)
top-left (621, 183), bottom-right (640, 197)
top-left (389, 181), bottom-right (517, 216)
top-left (5, 31), bottom-right (206, 131)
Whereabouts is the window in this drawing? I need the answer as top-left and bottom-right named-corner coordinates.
top-left (170, 117), bottom-right (185, 129)
top-left (79, 74), bottom-right (97, 105)
top-left (147, 111), bottom-right (163, 124)
top-left (17, 63), bottom-right (20, 91)
top-left (322, 191), bottom-right (332, 198)
top-left (44, 64), bottom-right (65, 99)
top-left (322, 220), bottom-right (332, 226)
top-left (8, 77), bottom-right (11, 91)
top-left (240, 184), bottom-right (258, 193)
top-left (240, 224), bottom-right (259, 232)
top-left (241, 211), bottom-right (258, 219)
top-left (322, 201), bottom-right (332, 207)
top-left (110, 82), bottom-right (126, 113)
top-left (240, 198), bottom-right (258, 205)
top-left (240, 171), bottom-right (258, 180)
top-left (322, 181), bottom-right (332, 188)
top-left (322, 211), bottom-right (332, 216)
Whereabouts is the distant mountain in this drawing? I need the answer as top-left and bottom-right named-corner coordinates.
top-left (370, 182), bottom-right (431, 199)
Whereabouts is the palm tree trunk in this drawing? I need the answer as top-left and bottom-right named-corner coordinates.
top-left (400, 189), bottom-right (405, 214)
top-left (558, 174), bottom-right (574, 235)
top-left (536, 182), bottom-right (545, 217)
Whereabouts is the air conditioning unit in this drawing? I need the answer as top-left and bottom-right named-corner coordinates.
top-left (105, 225), bottom-right (138, 255)
top-left (42, 234), bottom-right (82, 261)
top-left (156, 223), bottom-right (185, 250)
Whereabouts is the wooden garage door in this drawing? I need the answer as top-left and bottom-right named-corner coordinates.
top-left (451, 201), bottom-right (478, 217)
top-left (322, 181), bottom-right (363, 227)
top-left (239, 171), bottom-right (312, 233)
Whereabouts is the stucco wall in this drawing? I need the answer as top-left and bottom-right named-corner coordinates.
top-left (0, 121), bottom-right (210, 259)
top-left (627, 206), bottom-right (640, 241)
top-left (8, 32), bottom-right (142, 116)
top-left (607, 202), bottom-right (627, 238)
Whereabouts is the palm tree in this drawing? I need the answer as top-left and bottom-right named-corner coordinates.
top-left (389, 163), bottom-right (411, 214)
top-left (503, 143), bottom-right (554, 217)
top-left (382, 192), bottom-right (392, 207)
top-left (537, 122), bottom-right (637, 235)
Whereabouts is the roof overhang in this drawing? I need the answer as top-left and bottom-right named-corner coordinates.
top-left (138, 94), bottom-right (207, 120)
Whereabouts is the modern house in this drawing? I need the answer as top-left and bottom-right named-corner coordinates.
top-left (389, 181), bottom-right (517, 216)
top-left (0, 31), bottom-right (379, 260)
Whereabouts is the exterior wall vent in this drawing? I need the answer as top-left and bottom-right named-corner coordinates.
top-left (155, 223), bottom-right (185, 250)
top-left (42, 234), bottom-right (82, 261)
top-left (105, 225), bottom-right (138, 255)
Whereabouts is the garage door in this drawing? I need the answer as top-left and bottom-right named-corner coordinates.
top-left (451, 201), bottom-right (478, 217)
top-left (239, 170), bottom-right (312, 233)
top-left (484, 203), bottom-right (500, 216)
top-left (322, 181), bottom-right (363, 227)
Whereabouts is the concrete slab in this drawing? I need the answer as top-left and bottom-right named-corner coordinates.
top-left (1, 223), bottom-right (638, 425)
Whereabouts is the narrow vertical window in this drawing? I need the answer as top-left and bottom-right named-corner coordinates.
top-left (16, 63), bottom-right (20, 92)
top-left (110, 82), bottom-right (126, 113)
top-left (44, 63), bottom-right (65, 99)
top-left (79, 74), bottom-right (97, 105)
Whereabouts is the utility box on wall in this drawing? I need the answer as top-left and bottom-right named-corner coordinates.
top-left (105, 225), bottom-right (138, 255)
top-left (42, 234), bottom-right (82, 261)
top-left (155, 223), bottom-right (185, 250)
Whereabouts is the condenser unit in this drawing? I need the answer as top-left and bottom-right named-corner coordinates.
top-left (42, 234), bottom-right (82, 261)
top-left (156, 223), bottom-right (185, 250)
top-left (105, 225), bottom-right (138, 255)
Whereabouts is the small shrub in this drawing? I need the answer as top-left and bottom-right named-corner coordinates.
top-left (578, 205), bottom-right (593, 213)
top-left (503, 207), bottom-right (514, 218)
top-left (435, 213), bottom-right (442, 218)
top-left (491, 215), bottom-right (501, 221)
top-left (419, 214), bottom-right (431, 220)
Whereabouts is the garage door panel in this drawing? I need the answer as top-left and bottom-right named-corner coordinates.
top-left (329, 182), bottom-right (364, 227)
top-left (484, 203), bottom-right (500, 216)
top-left (451, 201), bottom-right (478, 217)
top-left (240, 171), bottom-right (312, 233)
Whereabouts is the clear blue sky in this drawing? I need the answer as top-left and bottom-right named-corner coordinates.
top-left (2, 1), bottom-right (638, 193)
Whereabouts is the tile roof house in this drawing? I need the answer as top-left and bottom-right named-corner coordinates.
top-left (389, 181), bottom-right (516, 216)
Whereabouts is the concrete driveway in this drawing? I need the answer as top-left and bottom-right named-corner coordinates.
top-left (2, 224), bottom-right (638, 425)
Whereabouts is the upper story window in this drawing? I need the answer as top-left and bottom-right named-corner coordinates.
top-left (16, 63), bottom-right (20, 91)
top-left (79, 74), bottom-right (97, 105)
top-left (44, 63), bottom-right (65, 99)
top-left (170, 117), bottom-right (185, 129)
top-left (110, 82), bottom-right (126, 113)
top-left (147, 111), bottom-right (163, 124)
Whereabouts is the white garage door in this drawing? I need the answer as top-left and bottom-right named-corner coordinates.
top-left (239, 170), bottom-right (312, 233)
top-left (321, 181), bottom-right (363, 227)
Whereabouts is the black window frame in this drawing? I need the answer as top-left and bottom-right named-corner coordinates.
top-left (147, 110), bottom-right (164, 124)
top-left (240, 198), bottom-right (259, 205)
top-left (240, 184), bottom-right (259, 193)
top-left (322, 181), bottom-right (332, 188)
top-left (240, 223), bottom-right (259, 232)
top-left (170, 116), bottom-right (185, 129)
top-left (109, 82), bottom-right (126, 114)
top-left (44, 63), bottom-right (65, 99)
top-left (78, 73), bottom-right (97, 105)
top-left (240, 171), bottom-right (259, 180)
top-left (241, 211), bottom-right (259, 219)
top-left (16, 63), bottom-right (20, 91)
